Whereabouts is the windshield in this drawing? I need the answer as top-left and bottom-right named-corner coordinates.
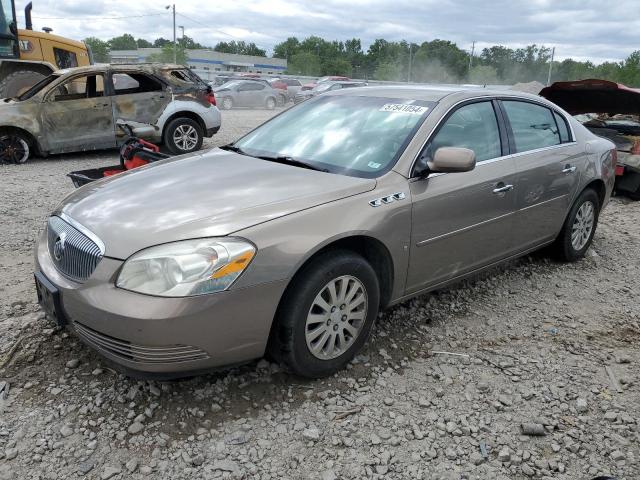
top-left (234, 95), bottom-right (435, 178)
top-left (218, 80), bottom-right (242, 90)
top-left (0, 0), bottom-right (16, 58)
top-left (17, 74), bottom-right (60, 100)
top-left (313, 83), bottom-right (333, 93)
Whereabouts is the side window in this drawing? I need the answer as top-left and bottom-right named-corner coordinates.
top-left (251, 83), bottom-right (265, 91)
top-left (50, 74), bottom-right (104, 101)
top-left (553, 111), bottom-right (571, 143)
top-left (53, 48), bottom-right (78, 69)
top-left (112, 73), bottom-right (163, 95)
top-left (502, 101), bottom-right (561, 152)
top-left (422, 101), bottom-right (502, 164)
top-left (330, 84), bottom-right (343, 90)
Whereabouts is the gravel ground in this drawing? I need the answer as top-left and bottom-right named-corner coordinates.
top-left (0, 107), bottom-right (639, 480)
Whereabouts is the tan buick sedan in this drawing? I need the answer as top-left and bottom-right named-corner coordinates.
top-left (35, 86), bottom-right (616, 378)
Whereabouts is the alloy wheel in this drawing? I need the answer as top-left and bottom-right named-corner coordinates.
top-left (172, 125), bottom-right (198, 151)
top-left (571, 201), bottom-right (595, 251)
top-left (305, 275), bottom-right (368, 360)
top-left (0, 135), bottom-right (29, 164)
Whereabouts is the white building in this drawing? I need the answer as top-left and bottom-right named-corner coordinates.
top-left (110, 48), bottom-right (287, 76)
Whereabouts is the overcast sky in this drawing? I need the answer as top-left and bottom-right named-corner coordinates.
top-left (22, 0), bottom-right (640, 63)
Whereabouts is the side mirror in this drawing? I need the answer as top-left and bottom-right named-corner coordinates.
top-left (428, 147), bottom-right (476, 173)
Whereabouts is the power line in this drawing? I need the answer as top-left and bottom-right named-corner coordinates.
top-left (175, 12), bottom-right (239, 40)
top-left (32, 13), bottom-right (167, 20)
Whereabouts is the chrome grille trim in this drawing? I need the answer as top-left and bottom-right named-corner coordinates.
top-left (47, 215), bottom-right (104, 282)
top-left (74, 322), bottom-right (210, 364)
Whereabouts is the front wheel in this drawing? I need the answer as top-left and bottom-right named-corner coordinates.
top-left (553, 188), bottom-right (600, 261)
top-left (163, 118), bottom-right (203, 155)
top-left (0, 131), bottom-right (30, 164)
top-left (268, 250), bottom-right (380, 378)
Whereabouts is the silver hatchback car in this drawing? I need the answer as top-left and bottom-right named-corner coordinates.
top-left (35, 86), bottom-right (616, 378)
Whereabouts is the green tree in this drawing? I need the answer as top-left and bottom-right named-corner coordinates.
top-left (287, 52), bottom-right (321, 76)
top-left (153, 37), bottom-right (171, 47)
top-left (179, 35), bottom-right (207, 49)
top-left (273, 37), bottom-right (300, 59)
top-left (469, 65), bottom-right (499, 84)
top-left (108, 34), bottom-right (137, 50)
top-left (83, 37), bottom-right (109, 63)
top-left (321, 58), bottom-right (352, 76)
top-left (136, 38), bottom-right (152, 48)
top-left (147, 43), bottom-right (188, 65)
top-left (214, 41), bottom-right (266, 56)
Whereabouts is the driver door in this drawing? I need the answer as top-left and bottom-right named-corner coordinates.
top-left (40, 73), bottom-right (116, 153)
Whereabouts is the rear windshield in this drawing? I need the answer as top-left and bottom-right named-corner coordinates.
top-left (234, 95), bottom-right (435, 178)
top-left (161, 68), bottom-right (205, 87)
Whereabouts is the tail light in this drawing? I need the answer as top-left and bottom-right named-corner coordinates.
top-left (206, 92), bottom-right (216, 106)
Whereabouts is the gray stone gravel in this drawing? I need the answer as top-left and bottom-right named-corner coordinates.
top-left (1, 107), bottom-right (639, 479)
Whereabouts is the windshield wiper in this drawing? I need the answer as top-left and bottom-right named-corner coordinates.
top-left (254, 154), bottom-right (328, 172)
top-left (219, 144), bottom-right (249, 156)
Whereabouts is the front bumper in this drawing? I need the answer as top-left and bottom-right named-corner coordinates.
top-left (35, 229), bottom-right (286, 377)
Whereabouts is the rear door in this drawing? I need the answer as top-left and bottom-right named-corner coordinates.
top-left (110, 71), bottom-right (170, 139)
top-left (40, 73), bottom-right (116, 152)
top-left (406, 99), bottom-right (519, 293)
top-left (499, 100), bottom-right (582, 250)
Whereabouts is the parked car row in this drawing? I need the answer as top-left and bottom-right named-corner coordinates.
top-left (293, 80), bottom-right (367, 104)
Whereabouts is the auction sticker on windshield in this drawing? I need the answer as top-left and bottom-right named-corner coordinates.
top-left (379, 104), bottom-right (429, 114)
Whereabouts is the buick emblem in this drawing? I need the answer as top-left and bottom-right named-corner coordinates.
top-left (53, 232), bottom-right (67, 261)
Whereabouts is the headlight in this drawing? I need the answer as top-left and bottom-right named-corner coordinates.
top-left (116, 238), bottom-right (255, 297)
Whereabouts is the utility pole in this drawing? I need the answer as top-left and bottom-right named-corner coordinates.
top-left (547, 46), bottom-right (555, 86)
top-left (468, 41), bottom-right (475, 76)
top-left (408, 44), bottom-right (412, 83)
top-left (166, 4), bottom-right (176, 64)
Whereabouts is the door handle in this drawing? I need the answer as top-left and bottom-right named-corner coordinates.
top-left (93, 103), bottom-right (109, 108)
top-left (493, 184), bottom-right (514, 194)
top-left (562, 165), bottom-right (577, 174)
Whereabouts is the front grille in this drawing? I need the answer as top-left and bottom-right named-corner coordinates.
top-left (74, 322), bottom-right (210, 364)
top-left (47, 216), bottom-right (103, 283)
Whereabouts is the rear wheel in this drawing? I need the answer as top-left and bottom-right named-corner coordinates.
top-left (268, 250), bottom-right (379, 378)
top-left (265, 97), bottom-right (276, 110)
top-left (0, 131), bottom-right (30, 164)
top-left (0, 70), bottom-right (47, 98)
top-left (222, 97), bottom-right (233, 110)
top-left (553, 188), bottom-right (600, 261)
top-left (163, 118), bottom-right (203, 155)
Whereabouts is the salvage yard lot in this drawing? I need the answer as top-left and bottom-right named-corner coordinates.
top-left (1, 108), bottom-right (639, 479)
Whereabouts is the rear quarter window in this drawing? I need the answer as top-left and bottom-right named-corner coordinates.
top-left (553, 111), bottom-right (572, 143)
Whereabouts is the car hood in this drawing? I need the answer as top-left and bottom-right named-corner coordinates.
top-left (540, 79), bottom-right (640, 115)
top-left (58, 149), bottom-right (376, 259)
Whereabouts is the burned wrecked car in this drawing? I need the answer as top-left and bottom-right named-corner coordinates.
top-left (540, 79), bottom-right (640, 199)
top-left (0, 64), bottom-right (221, 163)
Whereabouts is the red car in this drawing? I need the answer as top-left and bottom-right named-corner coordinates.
top-left (301, 75), bottom-right (351, 91)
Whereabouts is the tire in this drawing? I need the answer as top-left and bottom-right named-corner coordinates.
top-left (221, 97), bottom-right (233, 110)
top-left (163, 117), bottom-right (203, 155)
top-left (265, 97), bottom-right (276, 110)
top-left (268, 250), bottom-right (380, 378)
top-left (0, 131), bottom-right (31, 164)
top-left (0, 70), bottom-right (47, 98)
top-left (553, 188), bottom-right (600, 261)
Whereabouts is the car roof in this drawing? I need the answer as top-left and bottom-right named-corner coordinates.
top-left (55, 63), bottom-right (186, 75)
top-left (325, 84), bottom-right (546, 103)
